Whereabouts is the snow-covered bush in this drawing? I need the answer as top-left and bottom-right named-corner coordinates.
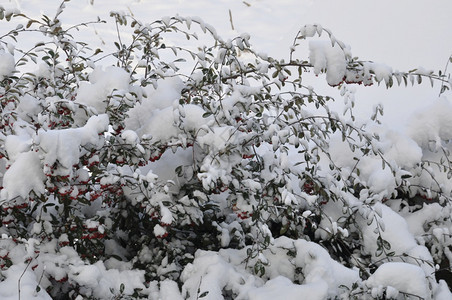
top-left (0, 1), bottom-right (452, 299)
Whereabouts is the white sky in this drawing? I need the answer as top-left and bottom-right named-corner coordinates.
top-left (3, 0), bottom-right (452, 130)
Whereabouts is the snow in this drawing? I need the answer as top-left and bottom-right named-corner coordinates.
top-left (159, 202), bottom-right (173, 225)
top-left (286, 237), bottom-right (359, 296)
top-left (364, 62), bottom-right (393, 85)
top-left (180, 237), bottom-right (360, 300)
top-left (407, 97), bottom-right (452, 149)
top-left (0, 0), bottom-right (451, 299)
top-left (4, 134), bottom-right (32, 161)
top-left (0, 243), bottom-right (148, 299)
top-left (125, 77), bottom-right (185, 140)
top-left (153, 224), bottom-right (167, 238)
top-left (39, 114), bottom-right (109, 173)
top-left (0, 264), bottom-right (52, 300)
top-left (139, 106), bottom-right (178, 141)
top-left (403, 203), bottom-right (445, 236)
top-left (16, 94), bottom-right (41, 123)
top-left (180, 104), bottom-right (213, 132)
top-left (309, 41), bottom-right (347, 86)
top-left (248, 276), bottom-right (328, 300)
top-left (328, 128), bottom-right (423, 197)
top-left (366, 262), bottom-right (430, 299)
top-left (435, 280), bottom-right (452, 300)
top-left (159, 279), bottom-right (184, 300)
top-left (120, 130), bottom-right (139, 146)
top-left (359, 203), bottom-right (417, 254)
top-left (181, 250), bottom-right (260, 300)
top-left (1, 151), bottom-right (46, 200)
top-left (0, 50), bottom-right (15, 80)
top-left (197, 126), bottom-right (236, 152)
top-left (75, 66), bottom-right (130, 118)
top-left (380, 129), bottom-right (423, 169)
top-left (70, 264), bottom-right (102, 289)
top-left (69, 261), bottom-right (147, 298)
top-left (0, 113), bottom-right (108, 201)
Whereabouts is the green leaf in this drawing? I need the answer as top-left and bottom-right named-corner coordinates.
top-left (26, 20), bottom-right (35, 28)
top-left (375, 247), bottom-right (383, 257)
top-left (175, 165), bottom-right (183, 176)
top-left (199, 291), bottom-right (209, 298)
top-left (280, 223), bottom-right (290, 235)
top-left (382, 239), bottom-right (391, 250)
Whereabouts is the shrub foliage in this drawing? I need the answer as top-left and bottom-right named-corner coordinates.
top-left (0, 1), bottom-right (451, 299)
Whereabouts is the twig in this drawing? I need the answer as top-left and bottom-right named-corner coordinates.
top-left (18, 257), bottom-right (34, 300)
top-left (228, 9), bottom-right (235, 31)
top-left (439, 54), bottom-right (452, 96)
